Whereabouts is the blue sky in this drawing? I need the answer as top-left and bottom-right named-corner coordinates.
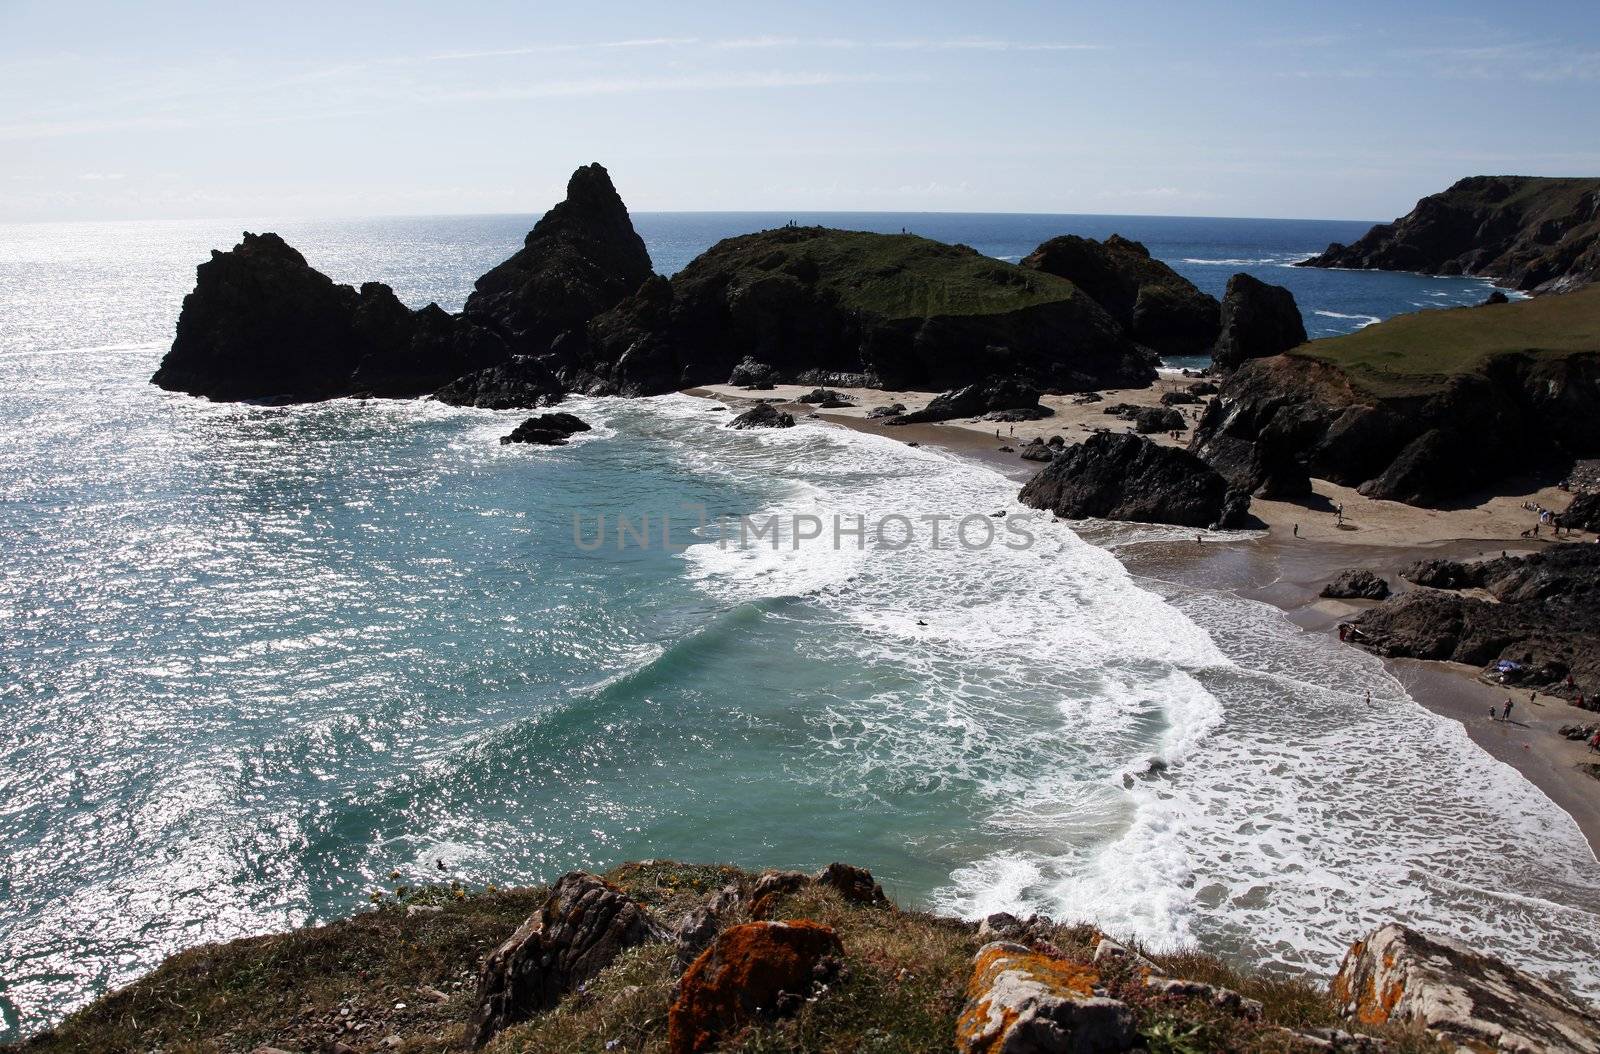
top-left (2, 0), bottom-right (1597, 222)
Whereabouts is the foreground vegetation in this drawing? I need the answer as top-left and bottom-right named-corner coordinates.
top-left (1294, 283), bottom-right (1600, 396)
top-left (25, 861), bottom-right (1442, 1054)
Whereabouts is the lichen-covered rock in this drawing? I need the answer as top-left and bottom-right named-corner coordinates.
top-left (668, 920), bottom-right (844, 1054)
top-left (727, 403), bottom-right (796, 429)
top-left (955, 941), bottom-right (1135, 1054)
top-left (1331, 923), bottom-right (1600, 1053)
top-left (1090, 937), bottom-right (1162, 976)
top-left (1211, 273), bottom-right (1307, 372)
top-left (1320, 569), bottom-right (1391, 600)
top-left (474, 871), bottom-right (668, 1047)
top-left (1019, 432), bottom-right (1255, 530)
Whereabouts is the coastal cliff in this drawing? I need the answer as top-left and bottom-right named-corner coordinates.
top-left (1299, 176), bottom-right (1600, 294)
top-left (24, 860), bottom-right (1597, 1054)
top-left (1189, 285), bottom-right (1600, 505)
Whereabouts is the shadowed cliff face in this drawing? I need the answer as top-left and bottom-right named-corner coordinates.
top-left (556, 226), bottom-right (1157, 397)
top-left (1021, 233), bottom-right (1222, 358)
top-left (1299, 175), bottom-right (1600, 294)
top-left (463, 163), bottom-right (654, 354)
top-left (1189, 350), bottom-right (1600, 506)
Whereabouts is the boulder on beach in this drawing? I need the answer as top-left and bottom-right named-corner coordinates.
top-left (727, 403), bottom-right (796, 429)
top-left (889, 377), bottom-right (1047, 425)
top-left (1319, 569), bottom-right (1391, 600)
top-left (729, 356), bottom-right (779, 389)
top-left (1134, 406), bottom-right (1186, 434)
top-left (1018, 432), bottom-right (1257, 530)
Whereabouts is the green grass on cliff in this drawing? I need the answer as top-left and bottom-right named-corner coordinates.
top-left (693, 226), bottom-right (1083, 320)
top-left (24, 861), bottom-right (1446, 1054)
top-left (1295, 283), bottom-right (1600, 396)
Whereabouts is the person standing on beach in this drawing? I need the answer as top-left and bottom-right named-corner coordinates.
top-left (1503, 698), bottom-right (1514, 723)
top-left (1293, 523), bottom-right (1299, 537)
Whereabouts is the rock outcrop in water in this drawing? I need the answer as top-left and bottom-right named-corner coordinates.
top-left (727, 402), bottom-right (796, 429)
top-left (1020, 234), bottom-right (1221, 358)
top-left (1299, 175), bottom-right (1600, 294)
top-left (153, 164), bottom-right (656, 404)
top-left (1210, 273), bottom-right (1308, 372)
top-left (559, 226), bottom-right (1154, 397)
top-left (463, 163), bottom-right (654, 355)
top-left (151, 233), bottom-right (510, 402)
top-left (1018, 433), bottom-right (1255, 529)
top-left (1349, 545), bottom-right (1600, 698)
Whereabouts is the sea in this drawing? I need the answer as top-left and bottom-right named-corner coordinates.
top-left (0, 211), bottom-right (1592, 1041)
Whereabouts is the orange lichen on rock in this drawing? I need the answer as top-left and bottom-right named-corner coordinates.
top-left (957, 941), bottom-right (1132, 1054)
top-left (666, 919), bottom-right (844, 1054)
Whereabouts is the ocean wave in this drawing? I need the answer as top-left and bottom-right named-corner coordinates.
top-left (1314, 309), bottom-right (1380, 328)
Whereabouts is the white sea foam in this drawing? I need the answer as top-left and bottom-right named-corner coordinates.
top-left (1314, 309), bottom-right (1381, 328)
top-left (658, 395), bottom-right (1600, 995)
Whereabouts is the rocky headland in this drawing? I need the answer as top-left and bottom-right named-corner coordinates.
top-left (23, 859), bottom-right (1598, 1054)
top-left (1189, 285), bottom-right (1600, 504)
top-left (1299, 175), bottom-right (1600, 294)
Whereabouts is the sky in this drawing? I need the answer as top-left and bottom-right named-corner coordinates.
top-left (1, 0), bottom-right (1598, 223)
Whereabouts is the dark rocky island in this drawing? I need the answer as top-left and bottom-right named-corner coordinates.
top-left (1299, 175), bottom-right (1600, 294)
top-left (152, 164), bottom-right (657, 405)
top-left (560, 226), bottom-right (1157, 397)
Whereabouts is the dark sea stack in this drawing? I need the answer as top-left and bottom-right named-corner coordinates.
top-left (152, 233), bottom-right (507, 402)
top-left (1210, 273), bottom-right (1307, 372)
top-left (1299, 176), bottom-right (1600, 294)
top-left (464, 163), bottom-right (654, 355)
top-left (1319, 569), bottom-right (1390, 600)
top-left (568, 226), bottom-right (1153, 397)
top-left (1022, 233), bottom-right (1221, 356)
top-left (434, 355), bottom-right (566, 409)
top-left (1018, 432), bottom-right (1254, 529)
top-left (726, 402), bottom-right (795, 429)
top-left (889, 376), bottom-right (1045, 425)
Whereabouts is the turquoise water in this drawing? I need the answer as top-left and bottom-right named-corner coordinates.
top-left (0, 214), bottom-right (1584, 1040)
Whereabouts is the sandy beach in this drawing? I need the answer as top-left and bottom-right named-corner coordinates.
top-left (688, 382), bottom-right (1600, 858)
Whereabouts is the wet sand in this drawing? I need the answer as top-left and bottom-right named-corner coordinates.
top-left (685, 382), bottom-right (1600, 857)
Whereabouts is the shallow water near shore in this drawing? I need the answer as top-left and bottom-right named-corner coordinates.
top-left (0, 213), bottom-right (1579, 1039)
